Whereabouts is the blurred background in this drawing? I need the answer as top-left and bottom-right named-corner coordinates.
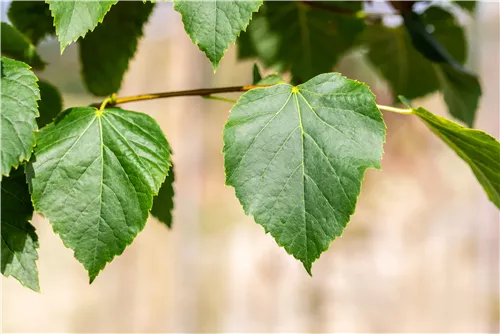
top-left (1, 1), bottom-right (499, 332)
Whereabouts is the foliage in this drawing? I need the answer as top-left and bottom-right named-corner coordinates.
top-left (1, 0), bottom-right (498, 290)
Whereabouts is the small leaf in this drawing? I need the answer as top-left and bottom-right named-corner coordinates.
top-left (7, 1), bottom-right (55, 45)
top-left (79, 1), bottom-right (155, 96)
top-left (239, 1), bottom-right (365, 83)
top-left (28, 107), bottom-right (172, 281)
top-left (252, 63), bottom-right (262, 85)
top-left (435, 64), bottom-right (481, 127)
top-left (401, 98), bottom-right (500, 208)
top-left (223, 73), bottom-right (386, 273)
top-left (1, 167), bottom-right (39, 292)
top-left (1, 56), bottom-right (40, 178)
top-left (174, 0), bottom-right (263, 70)
top-left (47, 0), bottom-right (118, 52)
top-left (151, 163), bottom-right (175, 228)
top-left (0, 22), bottom-right (45, 69)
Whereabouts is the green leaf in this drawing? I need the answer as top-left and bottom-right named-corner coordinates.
top-left (252, 63), bottom-right (262, 84)
top-left (435, 64), bottom-right (481, 127)
top-left (174, 0), bottom-right (263, 70)
top-left (239, 1), bottom-right (365, 83)
top-left (47, 0), bottom-right (118, 52)
top-left (1, 167), bottom-right (39, 292)
top-left (28, 107), bottom-right (172, 281)
top-left (223, 73), bottom-right (385, 273)
top-left (363, 7), bottom-right (466, 100)
top-left (0, 22), bottom-right (45, 69)
top-left (454, 1), bottom-right (476, 14)
top-left (7, 0), bottom-right (55, 45)
top-left (401, 98), bottom-right (500, 208)
top-left (151, 163), bottom-right (175, 228)
top-left (256, 73), bottom-right (285, 85)
top-left (79, 1), bottom-right (155, 96)
top-left (1, 56), bottom-right (40, 178)
top-left (37, 80), bottom-right (63, 128)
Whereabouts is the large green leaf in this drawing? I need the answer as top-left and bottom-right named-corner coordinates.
top-left (37, 80), bottom-right (63, 128)
top-left (223, 73), bottom-right (386, 272)
top-left (401, 98), bottom-right (500, 208)
top-left (47, 0), bottom-right (117, 52)
top-left (0, 22), bottom-right (45, 69)
top-left (151, 163), bottom-right (175, 228)
top-left (1, 57), bottom-right (40, 178)
top-left (7, 1), bottom-right (55, 45)
top-left (28, 107), bottom-right (171, 281)
top-left (174, 0), bottom-right (263, 70)
top-left (363, 7), bottom-right (466, 100)
top-left (239, 1), bottom-right (365, 83)
top-left (79, 1), bottom-right (155, 96)
top-left (1, 167), bottom-right (39, 292)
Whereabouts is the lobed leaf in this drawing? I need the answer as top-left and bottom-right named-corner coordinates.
top-left (174, 0), bottom-right (263, 70)
top-left (47, 0), bottom-right (117, 52)
top-left (1, 56), bottom-right (40, 178)
top-left (28, 107), bottom-right (172, 281)
top-left (1, 167), bottom-right (39, 292)
top-left (79, 1), bottom-right (155, 96)
top-left (223, 73), bottom-right (386, 273)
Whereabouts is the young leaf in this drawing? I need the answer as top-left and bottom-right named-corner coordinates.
top-left (239, 1), bottom-right (365, 83)
top-left (174, 0), bottom-right (263, 70)
top-left (223, 73), bottom-right (386, 273)
top-left (400, 98), bottom-right (500, 208)
top-left (47, 0), bottom-right (117, 52)
top-left (37, 80), bottom-right (63, 128)
top-left (79, 1), bottom-right (155, 96)
top-left (1, 167), bottom-right (39, 292)
top-left (7, 0), bottom-right (55, 45)
top-left (435, 64), bottom-right (481, 127)
top-left (28, 107), bottom-right (172, 281)
top-left (151, 163), bottom-right (175, 228)
top-left (1, 22), bottom-right (45, 69)
top-left (1, 57), bottom-right (40, 178)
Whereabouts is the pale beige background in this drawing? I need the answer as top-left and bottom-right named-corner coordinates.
top-left (1, 2), bottom-right (499, 333)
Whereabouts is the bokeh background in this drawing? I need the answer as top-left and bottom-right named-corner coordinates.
top-left (1, 1), bottom-right (499, 332)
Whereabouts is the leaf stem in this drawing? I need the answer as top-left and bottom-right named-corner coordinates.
top-left (107, 85), bottom-right (270, 106)
top-left (376, 104), bottom-right (413, 114)
top-left (203, 95), bottom-right (238, 104)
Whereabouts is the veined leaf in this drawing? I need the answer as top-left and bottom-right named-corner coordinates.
top-left (1, 22), bottom-right (45, 69)
top-left (223, 73), bottom-right (385, 273)
top-left (1, 56), bottom-right (40, 178)
top-left (174, 0), bottom-right (263, 70)
top-left (28, 107), bottom-right (172, 281)
top-left (47, 0), bottom-right (117, 52)
top-left (1, 167), bottom-right (39, 292)
top-left (151, 163), bottom-right (175, 228)
top-left (7, 1), bottom-right (55, 45)
top-left (37, 81), bottom-right (63, 128)
top-left (401, 97), bottom-right (500, 208)
top-left (79, 1), bottom-right (155, 96)
top-left (239, 1), bottom-right (365, 83)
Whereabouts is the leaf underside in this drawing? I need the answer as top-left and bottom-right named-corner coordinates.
top-left (223, 73), bottom-right (386, 273)
top-left (1, 168), bottom-right (39, 292)
top-left (1, 56), bottom-right (40, 178)
top-left (28, 107), bottom-right (172, 281)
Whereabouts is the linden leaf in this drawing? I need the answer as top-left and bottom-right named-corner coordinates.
top-left (7, 1), bottom-right (55, 45)
top-left (174, 0), bottom-right (263, 70)
top-left (223, 73), bottom-right (385, 273)
top-left (1, 56), bottom-right (40, 178)
top-left (28, 107), bottom-right (171, 281)
top-left (1, 168), bottom-right (39, 292)
top-left (47, 0), bottom-right (117, 52)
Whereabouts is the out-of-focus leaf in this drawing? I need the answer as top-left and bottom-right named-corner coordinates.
top-left (8, 1), bottom-right (55, 45)
top-left (1, 22), bottom-right (45, 69)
